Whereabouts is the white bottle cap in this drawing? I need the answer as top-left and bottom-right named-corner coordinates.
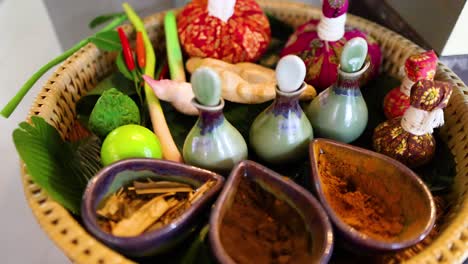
top-left (276, 55), bottom-right (306, 93)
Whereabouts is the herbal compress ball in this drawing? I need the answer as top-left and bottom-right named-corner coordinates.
top-left (280, 0), bottom-right (382, 91)
top-left (177, 0), bottom-right (271, 63)
top-left (383, 50), bottom-right (438, 119)
top-left (373, 80), bottom-right (453, 168)
top-left (89, 88), bottom-right (140, 138)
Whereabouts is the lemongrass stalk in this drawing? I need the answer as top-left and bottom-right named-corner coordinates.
top-left (122, 3), bottom-right (183, 162)
top-left (0, 15), bottom-right (127, 118)
top-left (164, 11), bottom-right (186, 82)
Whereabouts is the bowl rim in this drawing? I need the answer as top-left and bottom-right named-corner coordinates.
top-left (309, 138), bottom-right (437, 251)
top-left (81, 158), bottom-right (225, 250)
top-left (209, 160), bottom-right (334, 264)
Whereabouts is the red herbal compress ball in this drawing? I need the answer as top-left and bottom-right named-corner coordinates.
top-left (177, 0), bottom-right (271, 63)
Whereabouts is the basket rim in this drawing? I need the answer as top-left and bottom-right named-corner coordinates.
top-left (20, 1), bottom-right (468, 263)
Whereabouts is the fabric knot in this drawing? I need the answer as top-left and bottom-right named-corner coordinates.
top-left (400, 79), bottom-right (453, 135)
top-left (208, 0), bottom-right (236, 22)
top-left (322, 0), bottom-right (349, 18)
top-left (404, 50), bottom-right (438, 82)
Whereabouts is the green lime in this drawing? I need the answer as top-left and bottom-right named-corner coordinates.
top-left (101, 124), bottom-right (163, 166)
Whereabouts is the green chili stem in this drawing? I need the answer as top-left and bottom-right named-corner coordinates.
top-left (131, 70), bottom-right (143, 106)
top-left (164, 11), bottom-right (186, 82)
top-left (0, 15), bottom-right (127, 118)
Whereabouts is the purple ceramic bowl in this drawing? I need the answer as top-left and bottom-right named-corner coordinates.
top-left (209, 160), bottom-right (334, 264)
top-left (309, 139), bottom-right (436, 253)
top-left (81, 158), bottom-right (224, 257)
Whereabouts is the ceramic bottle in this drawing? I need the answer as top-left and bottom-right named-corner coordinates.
top-left (249, 55), bottom-right (313, 164)
top-left (306, 37), bottom-right (369, 143)
top-left (183, 68), bottom-right (248, 172)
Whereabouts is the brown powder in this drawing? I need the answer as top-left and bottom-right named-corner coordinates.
top-left (318, 153), bottom-right (404, 241)
top-left (220, 178), bottom-right (313, 264)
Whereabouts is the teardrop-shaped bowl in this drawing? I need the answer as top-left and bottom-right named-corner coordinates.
top-left (81, 158), bottom-right (224, 257)
top-left (309, 139), bottom-right (436, 252)
top-left (209, 160), bottom-right (333, 264)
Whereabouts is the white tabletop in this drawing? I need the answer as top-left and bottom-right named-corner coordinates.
top-left (0, 0), bottom-right (69, 263)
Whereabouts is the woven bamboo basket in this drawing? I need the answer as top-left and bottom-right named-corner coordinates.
top-left (20, 1), bottom-right (468, 263)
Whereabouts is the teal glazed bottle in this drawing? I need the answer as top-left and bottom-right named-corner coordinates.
top-left (306, 37), bottom-right (369, 143)
top-left (183, 68), bottom-right (248, 173)
top-left (249, 55), bottom-right (313, 164)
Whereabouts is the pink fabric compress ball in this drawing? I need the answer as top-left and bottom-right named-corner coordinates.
top-left (281, 0), bottom-right (382, 91)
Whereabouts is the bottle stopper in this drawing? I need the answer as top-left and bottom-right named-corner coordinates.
top-left (275, 55), bottom-right (306, 93)
top-left (191, 67), bottom-right (222, 106)
top-left (340, 37), bottom-right (368, 73)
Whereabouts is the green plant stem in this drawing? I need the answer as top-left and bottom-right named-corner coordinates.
top-left (131, 70), bottom-right (143, 106)
top-left (122, 2), bottom-right (182, 163)
top-left (0, 15), bottom-right (127, 118)
top-left (164, 11), bottom-right (186, 82)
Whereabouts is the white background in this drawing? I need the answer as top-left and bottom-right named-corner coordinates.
top-left (0, 0), bottom-right (69, 263)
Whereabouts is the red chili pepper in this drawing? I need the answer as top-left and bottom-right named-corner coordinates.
top-left (136, 31), bottom-right (146, 68)
top-left (158, 63), bottom-right (169, 80)
top-left (117, 27), bottom-right (135, 71)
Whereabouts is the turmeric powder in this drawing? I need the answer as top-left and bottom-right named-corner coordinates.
top-left (318, 153), bottom-right (404, 241)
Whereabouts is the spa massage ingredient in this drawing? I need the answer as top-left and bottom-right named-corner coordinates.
top-left (123, 2), bottom-right (182, 162)
top-left (220, 179), bottom-right (313, 264)
top-left (318, 152), bottom-right (404, 241)
top-left (100, 124), bottom-right (162, 166)
top-left (117, 27), bottom-right (136, 71)
top-left (88, 88), bottom-right (140, 138)
top-left (13, 116), bottom-right (102, 214)
top-left (97, 179), bottom-right (215, 236)
top-left (136, 31), bottom-right (146, 68)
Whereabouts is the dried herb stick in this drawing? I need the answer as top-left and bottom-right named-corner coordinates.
top-left (122, 2), bottom-right (183, 162)
top-left (1, 14), bottom-right (127, 118)
top-left (97, 179), bottom-right (215, 236)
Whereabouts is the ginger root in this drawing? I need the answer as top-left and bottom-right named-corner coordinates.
top-left (143, 76), bottom-right (198, 115)
top-left (186, 57), bottom-right (317, 103)
top-left (143, 58), bottom-right (317, 116)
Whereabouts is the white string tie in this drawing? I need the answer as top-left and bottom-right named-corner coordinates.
top-left (317, 12), bottom-right (347, 42)
top-left (208, 0), bottom-right (236, 22)
top-left (401, 106), bottom-right (445, 135)
top-left (400, 76), bottom-right (415, 97)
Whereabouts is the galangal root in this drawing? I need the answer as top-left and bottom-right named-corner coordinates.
top-left (143, 57), bottom-right (317, 116)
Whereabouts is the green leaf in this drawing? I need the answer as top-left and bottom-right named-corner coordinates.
top-left (181, 225), bottom-right (215, 264)
top-left (13, 116), bottom-right (102, 214)
top-left (89, 13), bottom-right (125, 29)
top-left (116, 52), bottom-right (135, 80)
top-left (89, 30), bottom-right (121, 51)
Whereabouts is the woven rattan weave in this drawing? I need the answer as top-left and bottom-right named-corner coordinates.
top-left (21, 1), bottom-right (468, 263)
